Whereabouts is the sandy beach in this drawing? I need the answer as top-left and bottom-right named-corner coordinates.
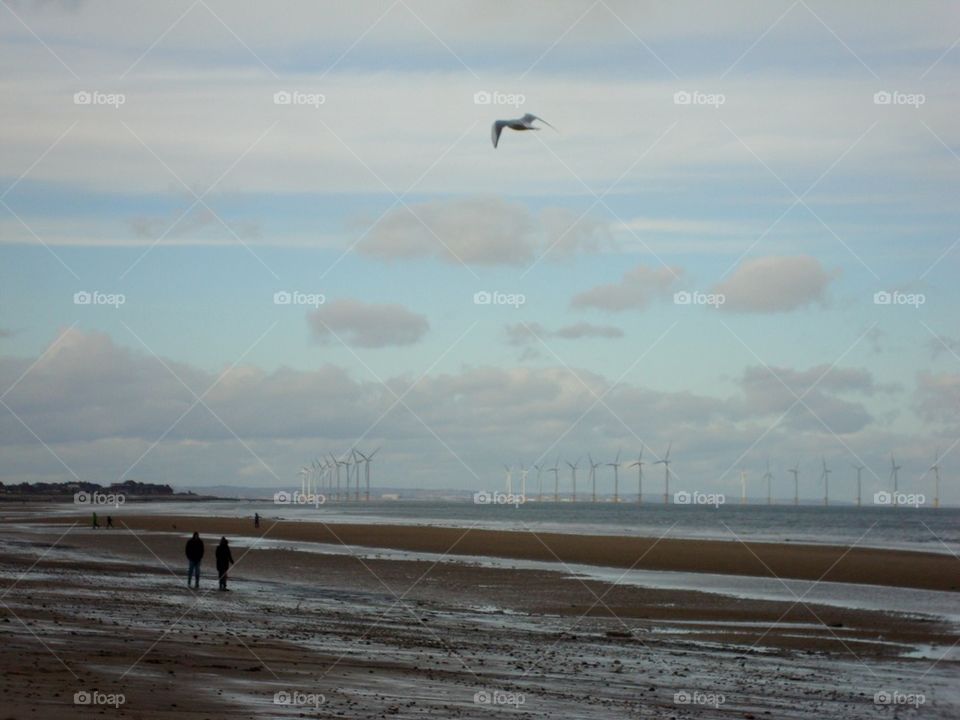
top-left (1, 508), bottom-right (957, 718)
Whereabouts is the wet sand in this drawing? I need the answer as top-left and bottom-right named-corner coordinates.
top-left (2, 512), bottom-right (958, 718)
top-left (38, 513), bottom-right (960, 592)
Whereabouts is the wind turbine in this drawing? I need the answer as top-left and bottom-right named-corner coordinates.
top-left (356, 448), bottom-right (378, 502)
top-left (548, 458), bottom-right (561, 502)
top-left (852, 463), bottom-right (864, 507)
top-left (630, 449), bottom-right (645, 504)
top-left (533, 463), bottom-right (544, 502)
top-left (607, 449), bottom-right (622, 503)
top-left (330, 453), bottom-right (344, 502)
top-left (566, 457), bottom-right (581, 502)
top-left (762, 459), bottom-right (773, 505)
top-left (821, 457), bottom-right (831, 507)
top-left (298, 466), bottom-right (310, 496)
top-left (520, 463), bottom-right (528, 498)
top-left (503, 464), bottom-right (513, 495)
top-left (890, 454), bottom-right (901, 507)
top-left (587, 454), bottom-right (601, 503)
top-left (655, 442), bottom-right (672, 504)
top-left (347, 448), bottom-right (363, 502)
top-left (739, 469), bottom-right (748, 505)
top-left (788, 461), bottom-right (800, 506)
top-left (931, 449), bottom-right (941, 509)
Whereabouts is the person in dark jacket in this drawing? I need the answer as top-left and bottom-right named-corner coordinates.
top-left (215, 536), bottom-right (234, 591)
top-left (185, 532), bottom-right (204, 589)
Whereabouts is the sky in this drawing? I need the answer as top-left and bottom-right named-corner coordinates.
top-left (1, 0), bottom-right (958, 502)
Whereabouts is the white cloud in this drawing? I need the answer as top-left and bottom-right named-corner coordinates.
top-left (713, 255), bottom-right (837, 313)
top-left (571, 264), bottom-right (680, 312)
top-left (308, 299), bottom-right (428, 348)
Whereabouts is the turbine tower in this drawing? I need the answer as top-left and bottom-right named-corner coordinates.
top-left (298, 466), bottom-right (310, 496)
top-left (566, 457), bottom-right (581, 502)
top-left (533, 463), bottom-right (544, 502)
top-left (821, 457), bottom-right (831, 507)
top-left (739, 469), bottom-right (747, 505)
top-left (931, 449), bottom-right (941, 509)
top-left (503, 464), bottom-right (513, 495)
top-left (630, 449), bottom-right (645, 504)
top-left (330, 453), bottom-right (344, 502)
top-left (356, 448), bottom-right (378, 502)
top-left (607, 448), bottom-right (622, 503)
top-left (655, 442), bottom-right (672, 504)
top-left (890, 454), bottom-right (901, 507)
top-left (788, 461), bottom-right (800, 506)
top-left (520, 464), bottom-right (528, 497)
top-left (548, 458), bottom-right (560, 502)
top-left (762, 459), bottom-right (773, 505)
top-left (852, 464), bottom-right (864, 507)
top-left (587, 454), bottom-right (601, 503)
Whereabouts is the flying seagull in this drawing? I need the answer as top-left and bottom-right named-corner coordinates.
top-left (491, 113), bottom-right (556, 148)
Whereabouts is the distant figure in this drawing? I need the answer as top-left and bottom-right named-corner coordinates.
top-left (185, 532), bottom-right (204, 589)
top-left (215, 537), bottom-right (234, 591)
top-left (254, 512), bottom-right (260, 529)
top-left (106, 516), bottom-right (114, 529)
top-left (91, 512), bottom-right (99, 529)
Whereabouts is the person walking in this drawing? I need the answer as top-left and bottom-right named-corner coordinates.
top-left (91, 512), bottom-right (99, 529)
top-left (254, 512), bottom-right (260, 529)
top-left (106, 516), bottom-right (114, 529)
top-left (215, 537), bottom-right (234, 591)
top-left (185, 532), bottom-right (204, 589)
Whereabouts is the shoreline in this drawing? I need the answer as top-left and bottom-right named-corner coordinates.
top-left (35, 513), bottom-right (960, 592)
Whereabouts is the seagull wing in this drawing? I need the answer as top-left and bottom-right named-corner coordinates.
top-left (491, 120), bottom-right (506, 148)
top-left (520, 113), bottom-right (556, 130)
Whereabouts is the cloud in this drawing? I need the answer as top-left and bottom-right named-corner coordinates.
top-left (505, 322), bottom-right (623, 347)
top-left (357, 197), bottom-right (611, 266)
top-left (571, 264), bottom-right (680, 312)
top-left (308, 299), bottom-right (428, 348)
top-left (914, 371), bottom-right (960, 424)
top-left (553, 322), bottom-right (623, 339)
top-left (738, 364), bottom-right (882, 434)
top-left (713, 256), bottom-right (837, 313)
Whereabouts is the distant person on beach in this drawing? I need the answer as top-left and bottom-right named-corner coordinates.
top-left (254, 512), bottom-right (260, 529)
top-left (106, 516), bottom-right (113, 529)
top-left (185, 532), bottom-right (204, 589)
top-left (215, 537), bottom-right (234, 591)
top-left (91, 512), bottom-right (99, 529)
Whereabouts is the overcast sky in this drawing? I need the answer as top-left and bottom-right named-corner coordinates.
top-left (1, 0), bottom-right (958, 501)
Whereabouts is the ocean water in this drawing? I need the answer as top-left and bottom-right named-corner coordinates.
top-left (30, 499), bottom-right (960, 555)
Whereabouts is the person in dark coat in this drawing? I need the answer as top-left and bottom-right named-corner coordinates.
top-left (185, 532), bottom-right (204, 589)
top-left (254, 512), bottom-right (260, 529)
top-left (215, 536), bottom-right (234, 591)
